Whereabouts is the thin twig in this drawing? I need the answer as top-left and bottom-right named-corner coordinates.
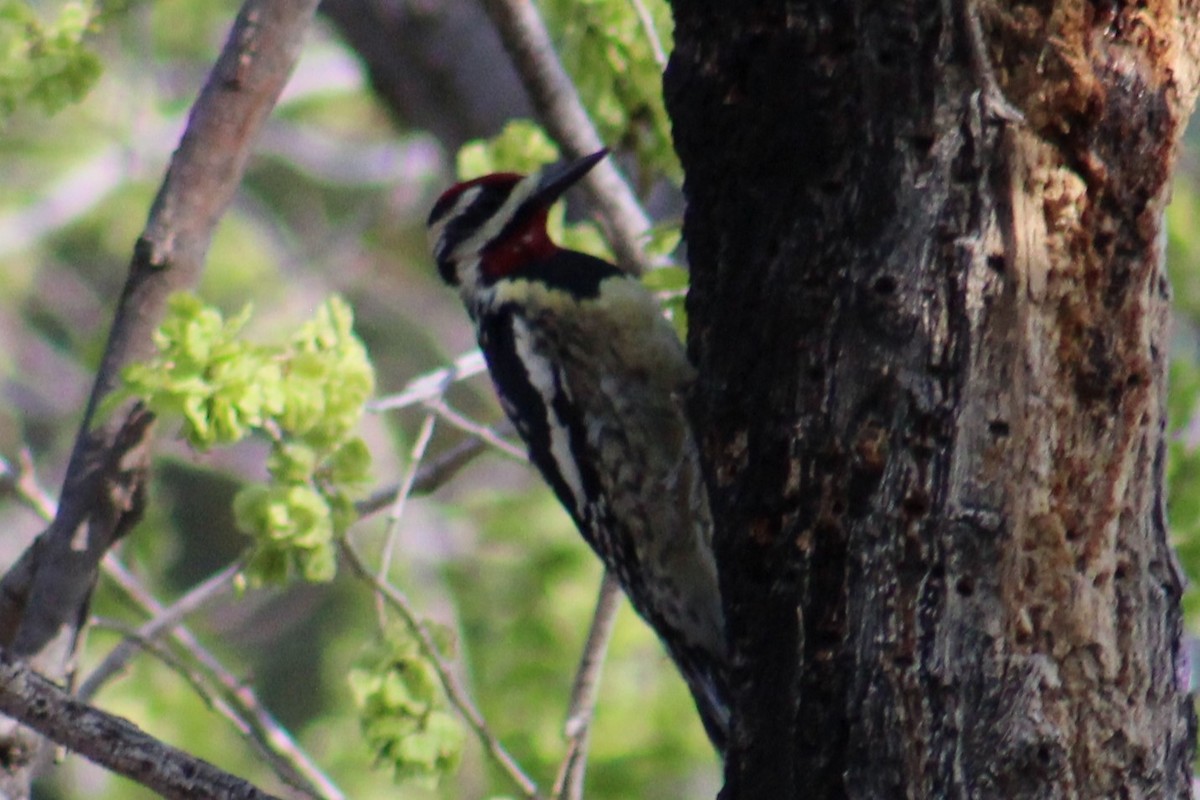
top-left (98, 557), bottom-right (346, 800)
top-left (479, 0), bottom-right (656, 275)
top-left (627, 0), bottom-right (667, 68)
top-left (89, 618), bottom-right (253, 738)
top-left (962, 0), bottom-right (1025, 124)
top-left (375, 410), bottom-right (438, 627)
top-left (367, 350), bottom-right (488, 412)
top-left (355, 436), bottom-right (491, 518)
top-left (339, 540), bottom-right (541, 799)
top-left (425, 398), bottom-right (527, 462)
top-left (0, 450), bottom-right (57, 522)
top-left (90, 619), bottom-right (323, 799)
top-left (78, 561), bottom-right (242, 701)
top-left (552, 572), bottom-right (623, 800)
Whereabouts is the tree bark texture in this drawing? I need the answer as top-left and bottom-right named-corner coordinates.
top-left (665, 1), bottom-right (1200, 797)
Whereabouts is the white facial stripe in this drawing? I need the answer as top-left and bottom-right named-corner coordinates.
top-left (428, 186), bottom-right (483, 263)
top-left (458, 257), bottom-right (484, 300)
top-left (454, 173), bottom-right (540, 260)
top-left (511, 316), bottom-right (587, 513)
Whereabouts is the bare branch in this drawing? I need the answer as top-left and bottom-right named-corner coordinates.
top-left (552, 572), bottom-right (622, 800)
top-left (362, 350), bottom-right (526, 517)
top-left (88, 617), bottom-right (256, 736)
top-left (424, 398), bottom-right (527, 461)
top-left (478, 0), bottom-right (656, 274)
top-left (78, 561), bottom-right (241, 701)
top-left (375, 410), bottom-right (439, 627)
top-left (339, 540), bottom-right (541, 799)
top-left (95, 557), bottom-right (346, 800)
top-left (0, 647), bottom-right (285, 800)
top-left (0, 0), bottom-right (320, 673)
top-left (961, 0), bottom-right (1025, 124)
top-left (0, 2), bottom-right (321, 789)
top-left (355, 436), bottom-right (490, 518)
top-left (0, 450), bottom-right (57, 523)
top-left (627, 0), bottom-right (667, 69)
top-left (90, 618), bottom-right (325, 800)
top-left (368, 350), bottom-right (488, 412)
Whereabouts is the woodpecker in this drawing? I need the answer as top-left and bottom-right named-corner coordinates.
top-left (427, 149), bottom-right (729, 752)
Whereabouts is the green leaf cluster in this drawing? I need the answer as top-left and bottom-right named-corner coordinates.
top-left (457, 119), bottom-right (560, 178)
top-left (347, 628), bottom-right (465, 788)
top-left (119, 293), bottom-right (375, 584)
top-left (0, 0), bottom-right (101, 120)
top-left (536, 0), bottom-right (678, 182)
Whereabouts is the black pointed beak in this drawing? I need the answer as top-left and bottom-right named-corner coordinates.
top-left (528, 148), bottom-right (608, 208)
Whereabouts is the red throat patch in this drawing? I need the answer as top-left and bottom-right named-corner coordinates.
top-left (479, 208), bottom-right (556, 280)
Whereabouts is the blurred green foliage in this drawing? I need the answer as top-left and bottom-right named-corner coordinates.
top-left (1167, 179), bottom-right (1200, 625)
top-left (446, 490), bottom-right (713, 795)
top-left (639, 257), bottom-right (688, 340)
top-left (0, 0), bottom-right (101, 119)
top-left (538, 0), bottom-right (679, 184)
top-left (2, 2), bottom-right (715, 799)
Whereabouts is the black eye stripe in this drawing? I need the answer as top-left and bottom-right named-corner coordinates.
top-left (438, 184), bottom-right (516, 256)
top-left (428, 192), bottom-right (458, 226)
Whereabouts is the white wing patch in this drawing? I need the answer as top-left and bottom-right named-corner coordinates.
top-left (510, 316), bottom-right (588, 515)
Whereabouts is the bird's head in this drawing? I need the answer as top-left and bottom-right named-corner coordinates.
top-left (427, 149), bottom-right (607, 289)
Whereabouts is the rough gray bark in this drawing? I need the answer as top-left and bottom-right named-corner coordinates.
top-left (665, 1), bottom-right (1200, 797)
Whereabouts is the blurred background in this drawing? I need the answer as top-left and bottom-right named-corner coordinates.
top-left (2, 1), bottom-right (1199, 798)
top-left (1, 0), bottom-right (715, 798)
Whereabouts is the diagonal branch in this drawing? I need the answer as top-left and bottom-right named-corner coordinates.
top-left (95, 557), bottom-right (345, 800)
top-left (77, 560), bottom-right (242, 701)
top-left (0, 647), bottom-right (285, 800)
top-left (0, 0), bottom-right (322, 792)
top-left (0, 0), bottom-right (320, 679)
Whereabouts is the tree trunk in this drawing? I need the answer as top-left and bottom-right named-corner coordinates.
top-left (665, 1), bottom-right (1200, 797)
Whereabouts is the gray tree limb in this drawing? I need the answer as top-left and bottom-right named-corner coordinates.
top-left (0, 0), bottom-right (322, 795)
top-left (0, 648), bottom-right (285, 800)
